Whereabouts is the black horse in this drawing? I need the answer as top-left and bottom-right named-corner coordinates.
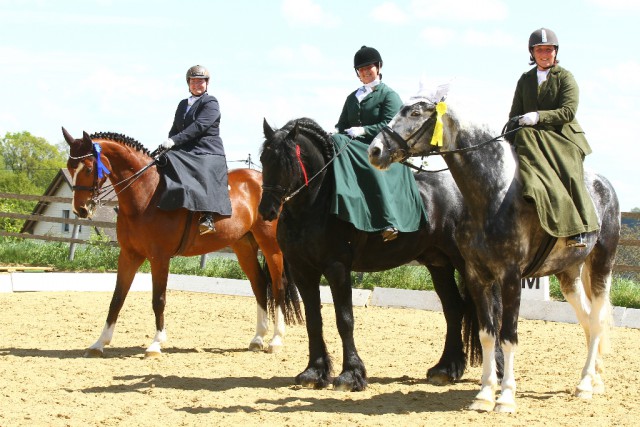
top-left (369, 97), bottom-right (620, 412)
top-left (259, 117), bottom-right (489, 391)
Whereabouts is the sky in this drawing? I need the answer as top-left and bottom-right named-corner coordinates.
top-left (0, 0), bottom-right (638, 211)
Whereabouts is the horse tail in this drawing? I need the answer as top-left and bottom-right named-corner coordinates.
top-left (263, 256), bottom-right (304, 325)
top-left (461, 276), bottom-right (482, 368)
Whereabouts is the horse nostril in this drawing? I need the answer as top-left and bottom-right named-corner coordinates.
top-left (370, 146), bottom-right (381, 157)
top-left (75, 207), bottom-right (88, 218)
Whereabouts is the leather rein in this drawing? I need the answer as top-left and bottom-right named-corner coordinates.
top-left (68, 144), bottom-right (166, 206)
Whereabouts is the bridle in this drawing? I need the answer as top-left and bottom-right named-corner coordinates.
top-left (379, 110), bottom-right (523, 165)
top-left (261, 134), bottom-right (355, 204)
top-left (69, 142), bottom-right (165, 207)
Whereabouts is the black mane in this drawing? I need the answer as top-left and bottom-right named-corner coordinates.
top-left (90, 131), bottom-right (152, 157)
top-left (280, 118), bottom-right (334, 163)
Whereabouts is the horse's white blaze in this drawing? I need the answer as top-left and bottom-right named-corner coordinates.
top-left (87, 322), bottom-right (115, 353)
top-left (70, 162), bottom-right (84, 188)
top-left (145, 329), bottom-right (166, 354)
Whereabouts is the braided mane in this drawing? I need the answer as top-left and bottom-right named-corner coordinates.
top-left (279, 118), bottom-right (333, 162)
top-left (90, 131), bottom-right (152, 157)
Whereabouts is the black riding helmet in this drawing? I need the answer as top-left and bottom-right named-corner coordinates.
top-left (354, 45), bottom-right (383, 69)
top-left (528, 28), bottom-right (559, 65)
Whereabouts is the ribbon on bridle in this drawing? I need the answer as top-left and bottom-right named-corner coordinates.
top-left (92, 143), bottom-right (111, 179)
top-left (296, 145), bottom-right (309, 186)
top-left (429, 101), bottom-right (447, 147)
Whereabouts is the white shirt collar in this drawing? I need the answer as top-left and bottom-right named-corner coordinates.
top-left (356, 78), bottom-right (381, 102)
top-left (536, 69), bottom-right (550, 86)
top-left (188, 94), bottom-right (203, 106)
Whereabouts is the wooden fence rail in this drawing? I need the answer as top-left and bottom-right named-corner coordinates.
top-left (1, 193), bottom-right (639, 272)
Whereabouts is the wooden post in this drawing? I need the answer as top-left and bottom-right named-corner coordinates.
top-left (68, 223), bottom-right (80, 261)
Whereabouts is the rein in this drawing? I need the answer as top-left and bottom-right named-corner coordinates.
top-left (268, 134), bottom-right (355, 204)
top-left (382, 116), bottom-right (523, 166)
top-left (70, 143), bottom-right (166, 205)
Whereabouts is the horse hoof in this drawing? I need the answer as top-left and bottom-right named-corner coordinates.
top-left (144, 351), bottom-right (162, 359)
top-left (469, 399), bottom-right (495, 412)
top-left (248, 342), bottom-right (264, 352)
top-left (84, 348), bottom-right (104, 358)
top-left (494, 403), bottom-right (517, 413)
top-left (426, 371), bottom-right (454, 386)
top-left (574, 388), bottom-right (593, 399)
top-left (333, 382), bottom-right (353, 392)
top-left (267, 344), bottom-right (282, 354)
top-left (592, 382), bottom-right (605, 394)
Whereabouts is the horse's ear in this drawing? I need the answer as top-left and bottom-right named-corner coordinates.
top-left (82, 131), bottom-right (93, 145)
top-left (61, 127), bottom-right (75, 145)
top-left (291, 122), bottom-right (300, 139)
top-left (263, 118), bottom-right (275, 140)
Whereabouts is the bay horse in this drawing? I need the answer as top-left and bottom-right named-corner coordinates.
top-left (368, 96), bottom-right (620, 412)
top-left (62, 128), bottom-right (302, 357)
top-left (259, 117), bottom-right (489, 391)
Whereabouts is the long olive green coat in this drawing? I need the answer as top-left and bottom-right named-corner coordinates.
top-left (331, 83), bottom-right (428, 232)
top-left (509, 65), bottom-right (599, 237)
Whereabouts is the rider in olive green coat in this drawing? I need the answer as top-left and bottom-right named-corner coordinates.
top-left (509, 28), bottom-right (599, 247)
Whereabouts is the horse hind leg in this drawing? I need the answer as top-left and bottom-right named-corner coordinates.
top-left (144, 258), bottom-right (171, 358)
top-left (425, 264), bottom-right (466, 384)
top-left (556, 265), bottom-right (610, 398)
top-left (231, 236), bottom-right (270, 352)
top-left (571, 265), bottom-right (613, 399)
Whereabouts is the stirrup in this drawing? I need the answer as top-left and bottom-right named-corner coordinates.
top-left (199, 214), bottom-right (216, 235)
top-left (566, 233), bottom-right (586, 248)
top-left (381, 227), bottom-right (398, 242)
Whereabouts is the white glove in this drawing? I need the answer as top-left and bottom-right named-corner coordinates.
top-left (160, 138), bottom-right (175, 150)
top-left (518, 112), bottom-right (539, 126)
top-left (345, 127), bottom-right (365, 138)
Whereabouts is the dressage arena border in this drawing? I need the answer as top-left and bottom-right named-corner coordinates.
top-left (1, 271), bottom-right (639, 329)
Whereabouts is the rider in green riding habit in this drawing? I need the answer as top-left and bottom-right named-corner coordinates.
top-left (508, 28), bottom-right (599, 248)
top-left (330, 45), bottom-right (428, 242)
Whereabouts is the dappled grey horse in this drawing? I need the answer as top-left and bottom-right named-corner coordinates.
top-left (368, 95), bottom-right (620, 413)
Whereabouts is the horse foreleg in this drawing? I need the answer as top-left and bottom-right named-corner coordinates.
top-left (231, 238), bottom-right (272, 352)
top-left (250, 304), bottom-right (269, 352)
top-left (469, 328), bottom-right (499, 412)
top-left (85, 323), bottom-right (116, 358)
top-left (145, 259), bottom-right (170, 358)
top-left (326, 263), bottom-right (366, 392)
top-left (493, 280), bottom-right (520, 413)
top-left (294, 271), bottom-right (332, 389)
top-left (85, 250), bottom-right (144, 358)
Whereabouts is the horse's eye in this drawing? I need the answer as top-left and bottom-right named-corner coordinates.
top-left (86, 167), bottom-right (93, 174)
top-left (411, 108), bottom-right (422, 117)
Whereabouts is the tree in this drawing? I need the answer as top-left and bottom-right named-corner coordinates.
top-left (0, 131), bottom-right (67, 232)
top-left (0, 131), bottom-right (66, 189)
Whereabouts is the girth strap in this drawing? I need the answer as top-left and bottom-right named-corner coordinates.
top-left (522, 234), bottom-right (558, 278)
